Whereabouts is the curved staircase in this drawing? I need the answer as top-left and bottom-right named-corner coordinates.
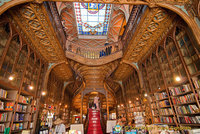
top-left (87, 109), bottom-right (103, 134)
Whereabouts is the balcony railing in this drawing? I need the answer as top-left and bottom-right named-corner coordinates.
top-left (65, 40), bottom-right (122, 59)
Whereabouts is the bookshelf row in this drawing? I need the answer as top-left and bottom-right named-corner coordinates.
top-left (0, 83), bottom-right (39, 133)
top-left (0, 16), bottom-right (47, 133)
top-left (139, 23), bottom-right (200, 130)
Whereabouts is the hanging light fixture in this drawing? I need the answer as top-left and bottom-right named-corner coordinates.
top-left (41, 91), bottom-right (46, 96)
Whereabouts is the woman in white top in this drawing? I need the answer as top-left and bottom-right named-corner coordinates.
top-left (94, 96), bottom-right (100, 110)
top-left (54, 118), bottom-right (66, 134)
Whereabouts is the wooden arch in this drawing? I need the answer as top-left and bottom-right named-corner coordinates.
top-left (43, 61), bottom-right (67, 91)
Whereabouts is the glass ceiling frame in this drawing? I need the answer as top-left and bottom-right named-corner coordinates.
top-left (74, 2), bottom-right (112, 38)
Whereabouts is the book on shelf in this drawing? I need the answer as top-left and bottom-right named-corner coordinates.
top-left (158, 100), bottom-right (170, 107)
top-left (19, 95), bottom-right (31, 104)
top-left (12, 123), bottom-right (23, 131)
top-left (160, 116), bottom-right (174, 123)
top-left (0, 113), bottom-right (7, 122)
top-left (193, 79), bottom-right (200, 89)
top-left (5, 102), bottom-right (14, 111)
top-left (0, 101), bottom-right (4, 110)
top-left (176, 105), bottom-right (199, 114)
top-left (172, 93), bottom-right (197, 105)
top-left (0, 124), bottom-right (5, 132)
top-left (155, 92), bottom-right (168, 100)
top-left (169, 84), bottom-right (191, 96)
top-left (16, 104), bottom-right (27, 112)
top-left (160, 108), bottom-right (173, 115)
top-left (14, 113), bottom-right (24, 121)
top-left (0, 88), bottom-right (7, 98)
top-left (179, 116), bottom-right (200, 124)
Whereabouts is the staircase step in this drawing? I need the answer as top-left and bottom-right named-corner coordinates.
top-left (87, 109), bottom-right (103, 134)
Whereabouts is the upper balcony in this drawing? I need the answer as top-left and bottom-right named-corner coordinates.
top-left (65, 41), bottom-right (123, 65)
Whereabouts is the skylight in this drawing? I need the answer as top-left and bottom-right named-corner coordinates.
top-left (74, 3), bottom-right (112, 36)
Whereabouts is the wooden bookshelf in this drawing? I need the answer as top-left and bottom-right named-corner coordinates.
top-left (0, 16), bottom-right (47, 133)
top-left (139, 21), bottom-right (200, 128)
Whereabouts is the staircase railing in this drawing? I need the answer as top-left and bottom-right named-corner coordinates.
top-left (84, 108), bottom-right (89, 134)
top-left (65, 40), bottom-right (122, 59)
top-left (100, 104), bottom-right (106, 134)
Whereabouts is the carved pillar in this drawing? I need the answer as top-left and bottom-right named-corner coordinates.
top-left (106, 91), bottom-right (109, 120)
top-left (80, 91), bottom-right (83, 123)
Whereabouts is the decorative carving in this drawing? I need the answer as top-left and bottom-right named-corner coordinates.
top-left (69, 59), bottom-right (119, 92)
top-left (9, 3), bottom-right (67, 63)
top-left (123, 7), bottom-right (175, 62)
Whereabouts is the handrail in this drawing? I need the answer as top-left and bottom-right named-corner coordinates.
top-left (65, 40), bottom-right (123, 59)
top-left (100, 103), bottom-right (106, 134)
top-left (84, 108), bottom-right (89, 134)
top-left (72, 81), bottom-right (85, 98)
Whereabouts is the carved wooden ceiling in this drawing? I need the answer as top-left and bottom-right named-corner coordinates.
top-left (9, 3), bottom-right (66, 63)
top-left (123, 8), bottom-right (175, 62)
top-left (52, 63), bottom-right (73, 81)
top-left (69, 59), bottom-right (119, 92)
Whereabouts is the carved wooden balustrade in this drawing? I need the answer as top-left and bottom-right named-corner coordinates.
top-left (65, 41), bottom-right (123, 59)
top-left (121, 5), bottom-right (147, 50)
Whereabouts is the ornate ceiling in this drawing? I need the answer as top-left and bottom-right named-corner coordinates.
top-left (3, 0), bottom-right (200, 110)
top-left (57, 2), bottom-right (127, 48)
top-left (69, 59), bottom-right (119, 92)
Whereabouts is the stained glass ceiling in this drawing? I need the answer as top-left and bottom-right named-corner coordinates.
top-left (74, 2), bottom-right (112, 37)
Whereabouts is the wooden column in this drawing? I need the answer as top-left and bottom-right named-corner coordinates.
top-left (106, 91), bottom-right (109, 120)
top-left (80, 91), bottom-right (83, 123)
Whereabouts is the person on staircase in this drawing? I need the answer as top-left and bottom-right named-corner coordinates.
top-left (94, 96), bottom-right (100, 110)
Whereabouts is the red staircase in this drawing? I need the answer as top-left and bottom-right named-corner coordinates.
top-left (87, 108), bottom-right (103, 134)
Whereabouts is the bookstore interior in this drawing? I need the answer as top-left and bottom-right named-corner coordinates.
top-left (0, 0), bottom-right (200, 134)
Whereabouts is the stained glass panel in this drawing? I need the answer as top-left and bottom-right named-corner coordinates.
top-left (74, 2), bottom-right (111, 36)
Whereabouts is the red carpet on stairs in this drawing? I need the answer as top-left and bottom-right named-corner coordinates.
top-left (87, 108), bottom-right (103, 134)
